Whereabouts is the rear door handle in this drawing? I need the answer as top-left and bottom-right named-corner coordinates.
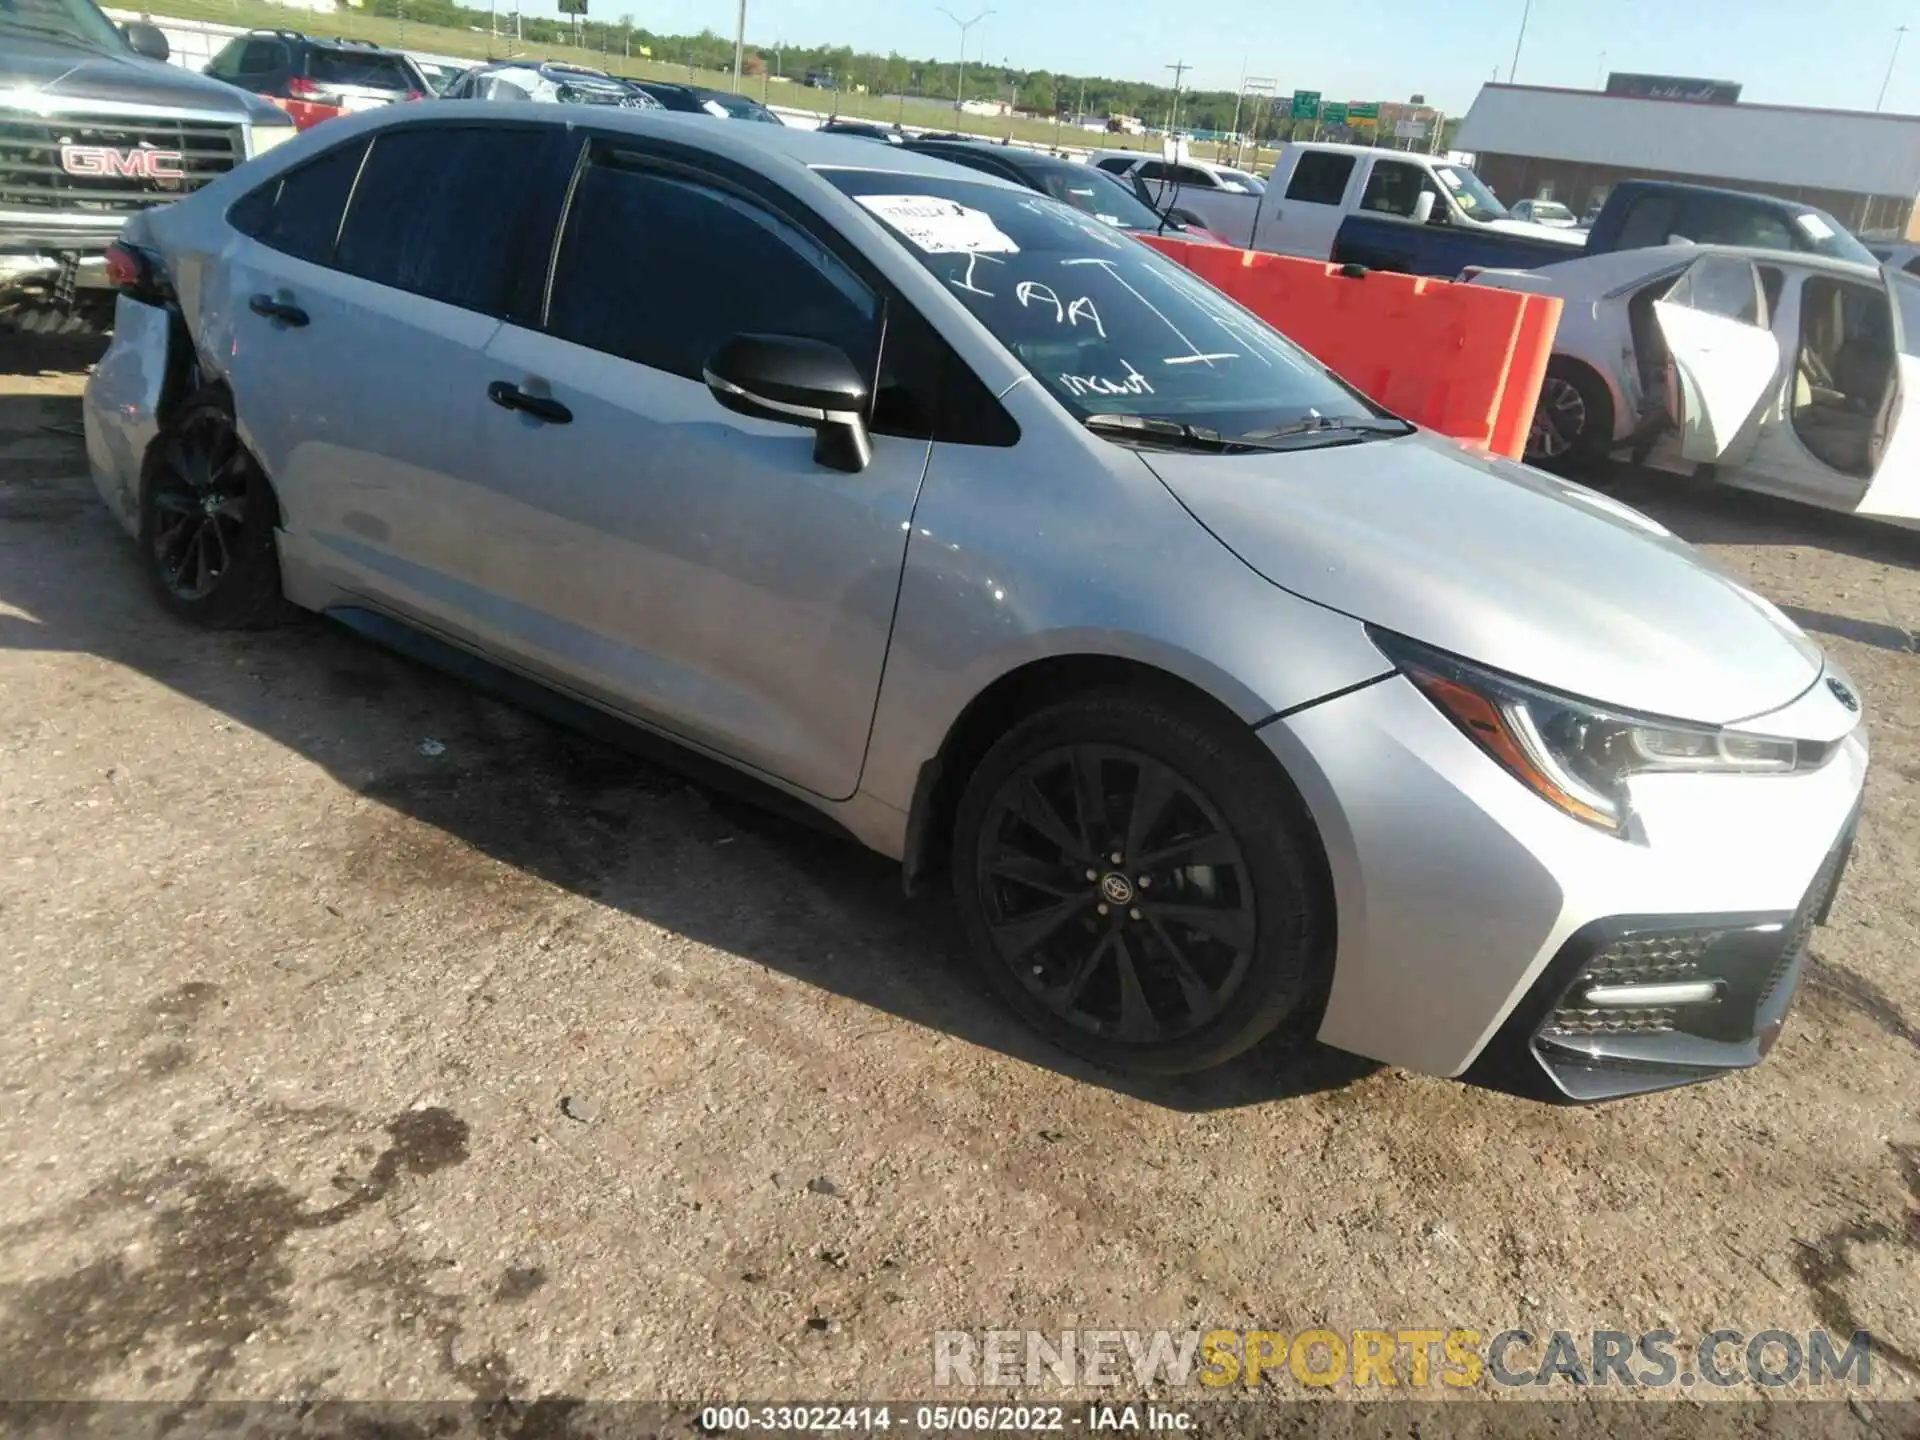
top-left (488, 380), bottom-right (572, 425)
top-left (248, 294), bottom-right (308, 326)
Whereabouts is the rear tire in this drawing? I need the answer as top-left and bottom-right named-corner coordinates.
top-left (139, 387), bottom-right (289, 629)
top-left (1526, 359), bottom-right (1614, 474)
top-left (952, 693), bottom-right (1333, 1075)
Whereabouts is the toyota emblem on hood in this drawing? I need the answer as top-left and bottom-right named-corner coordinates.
top-left (1827, 676), bottom-right (1860, 712)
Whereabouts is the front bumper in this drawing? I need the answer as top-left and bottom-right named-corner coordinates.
top-left (1260, 670), bottom-right (1867, 1097)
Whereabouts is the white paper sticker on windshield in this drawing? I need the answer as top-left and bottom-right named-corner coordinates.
top-left (1796, 212), bottom-right (1836, 241)
top-left (855, 194), bottom-right (1021, 254)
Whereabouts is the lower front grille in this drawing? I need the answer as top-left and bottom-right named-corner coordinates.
top-left (0, 109), bottom-right (243, 214)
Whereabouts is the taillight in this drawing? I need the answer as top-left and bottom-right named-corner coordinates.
top-left (104, 241), bottom-right (163, 299)
top-left (287, 75), bottom-right (322, 97)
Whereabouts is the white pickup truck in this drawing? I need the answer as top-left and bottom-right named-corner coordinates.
top-left (1122, 141), bottom-right (1586, 277)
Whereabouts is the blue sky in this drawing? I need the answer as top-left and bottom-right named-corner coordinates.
top-left (565, 0), bottom-right (1920, 117)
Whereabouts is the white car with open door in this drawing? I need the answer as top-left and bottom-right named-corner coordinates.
top-left (1470, 244), bottom-right (1920, 526)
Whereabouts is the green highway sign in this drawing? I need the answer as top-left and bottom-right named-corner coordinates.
top-left (1347, 101), bottom-right (1380, 119)
top-left (1320, 101), bottom-right (1348, 124)
top-left (1289, 89), bottom-right (1321, 120)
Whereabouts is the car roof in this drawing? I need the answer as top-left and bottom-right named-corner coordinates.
top-left (353, 100), bottom-right (1025, 184)
top-left (1282, 141), bottom-right (1410, 158)
top-left (1681, 242), bottom-right (1883, 280)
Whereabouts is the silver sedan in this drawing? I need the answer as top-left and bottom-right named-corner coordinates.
top-left (84, 106), bottom-right (1867, 1099)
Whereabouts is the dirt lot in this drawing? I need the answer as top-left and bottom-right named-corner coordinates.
top-left (1, 342), bottom-right (1916, 1415)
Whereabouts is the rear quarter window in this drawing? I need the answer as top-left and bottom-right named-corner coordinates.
top-left (229, 136), bottom-right (369, 265)
top-left (1285, 151), bottom-right (1356, 206)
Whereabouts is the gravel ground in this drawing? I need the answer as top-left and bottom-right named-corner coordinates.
top-left (1, 343), bottom-right (1916, 1415)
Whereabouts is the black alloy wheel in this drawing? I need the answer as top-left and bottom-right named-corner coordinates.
top-left (953, 694), bottom-right (1331, 1075)
top-left (974, 743), bottom-right (1254, 1045)
top-left (149, 404), bottom-right (251, 601)
top-left (139, 388), bottom-right (287, 628)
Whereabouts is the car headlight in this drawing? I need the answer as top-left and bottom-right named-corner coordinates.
top-left (1370, 627), bottom-right (1822, 836)
top-left (249, 120), bottom-right (298, 158)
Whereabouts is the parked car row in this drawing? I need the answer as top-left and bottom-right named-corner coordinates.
top-left (80, 104), bottom-right (1868, 1103)
top-left (200, 29), bottom-right (785, 126)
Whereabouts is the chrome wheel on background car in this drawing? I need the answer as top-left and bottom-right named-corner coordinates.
top-left (953, 695), bottom-right (1331, 1075)
top-left (139, 388), bottom-right (287, 628)
top-left (1525, 360), bottom-right (1614, 474)
top-left (1528, 376), bottom-right (1587, 463)
top-left (973, 743), bottom-right (1256, 1045)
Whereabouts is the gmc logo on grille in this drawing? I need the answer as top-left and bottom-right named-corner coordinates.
top-left (59, 144), bottom-right (186, 180)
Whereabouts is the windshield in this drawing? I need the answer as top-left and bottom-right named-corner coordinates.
top-left (702, 91), bottom-right (779, 121)
top-left (1531, 202), bottom-right (1573, 221)
top-left (822, 169), bottom-right (1387, 436)
top-left (0, 0), bottom-right (127, 51)
top-left (1023, 162), bottom-right (1167, 232)
top-left (1434, 164), bottom-right (1511, 222)
top-left (307, 48), bottom-right (417, 89)
top-left (1216, 169), bottom-right (1266, 196)
top-left (1791, 208), bottom-right (1879, 266)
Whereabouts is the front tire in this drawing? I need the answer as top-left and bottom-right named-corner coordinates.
top-left (952, 693), bottom-right (1332, 1075)
top-left (1526, 360), bottom-right (1614, 474)
top-left (139, 387), bottom-right (288, 629)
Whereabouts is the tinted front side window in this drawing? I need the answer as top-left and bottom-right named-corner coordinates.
top-left (233, 137), bottom-right (369, 265)
top-left (1359, 160), bottom-right (1425, 218)
top-left (1285, 151), bottom-right (1355, 205)
top-left (546, 158), bottom-right (879, 382)
top-left (823, 169), bottom-right (1379, 435)
top-left (238, 39), bottom-right (285, 74)
top-left (334, 125), bottom-right (550, 313)
top-left (1614, 194), bottom-right (1682, 250)
top-left (206, 39), bottom-right (245, 77)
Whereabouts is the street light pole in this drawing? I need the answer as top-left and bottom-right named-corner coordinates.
top-left (1880, 25), bottom-right (1909, 111)
top-left (938, 7), bottom-right (993, 110)
top-left (1507, 0), bottom-right (1531, 83)
top-left (732, 0), bottom-right (746, 93)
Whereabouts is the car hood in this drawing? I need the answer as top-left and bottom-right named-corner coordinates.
top-left (0, 35), bottom-right (283, 123)
top-left (1141, 431), bottom-right (1824, 725)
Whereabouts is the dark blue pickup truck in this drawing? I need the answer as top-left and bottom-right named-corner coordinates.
top-left (1330, 177), bottom-right (1880, 277)
top-left (1174, 144), bottom-right (1882, 278)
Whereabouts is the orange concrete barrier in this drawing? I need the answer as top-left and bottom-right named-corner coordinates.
top-left (1139, 234), bottom-right (1561, 461)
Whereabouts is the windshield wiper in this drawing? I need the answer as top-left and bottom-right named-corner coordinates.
top-left (1083, 414), bottom-right (1252, 452)
top-left (1084, 412), bottom-right (1408, 454)
top-left (1235, 414), bottom-right (1414, 446)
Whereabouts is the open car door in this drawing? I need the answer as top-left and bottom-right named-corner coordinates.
top-left (1854, 268), bottom-right (1920, 521)
top-left (1652, 253), bottom-right (1781, 466)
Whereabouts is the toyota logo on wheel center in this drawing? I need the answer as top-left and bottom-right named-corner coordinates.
top-left (1099, 872), bottom-right (1135, 906)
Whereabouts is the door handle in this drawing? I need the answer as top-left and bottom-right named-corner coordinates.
top-left (248, 294), bottom-right (308, 326)
top-left (488, 380), bottom-right (572, 425)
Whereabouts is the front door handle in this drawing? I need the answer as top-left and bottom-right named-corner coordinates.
top-left (488, 380), bottom-right (572, 425)
top-left (248, 294), bottom-right (308, 326)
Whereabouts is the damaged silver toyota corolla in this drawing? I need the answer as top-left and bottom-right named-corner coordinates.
top-left (85, 105), bottom-right (1866, 1100)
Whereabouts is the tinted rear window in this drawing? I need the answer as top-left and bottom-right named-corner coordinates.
top-left (306, 49), bottom-right (414, 88)
top-left (334, 125), bottom-right (550, 312)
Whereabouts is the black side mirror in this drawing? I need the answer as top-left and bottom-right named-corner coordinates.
top-left (122, 21), bottom-right (171, 62)
top-left (703, 334), bottom-right (872, 473)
